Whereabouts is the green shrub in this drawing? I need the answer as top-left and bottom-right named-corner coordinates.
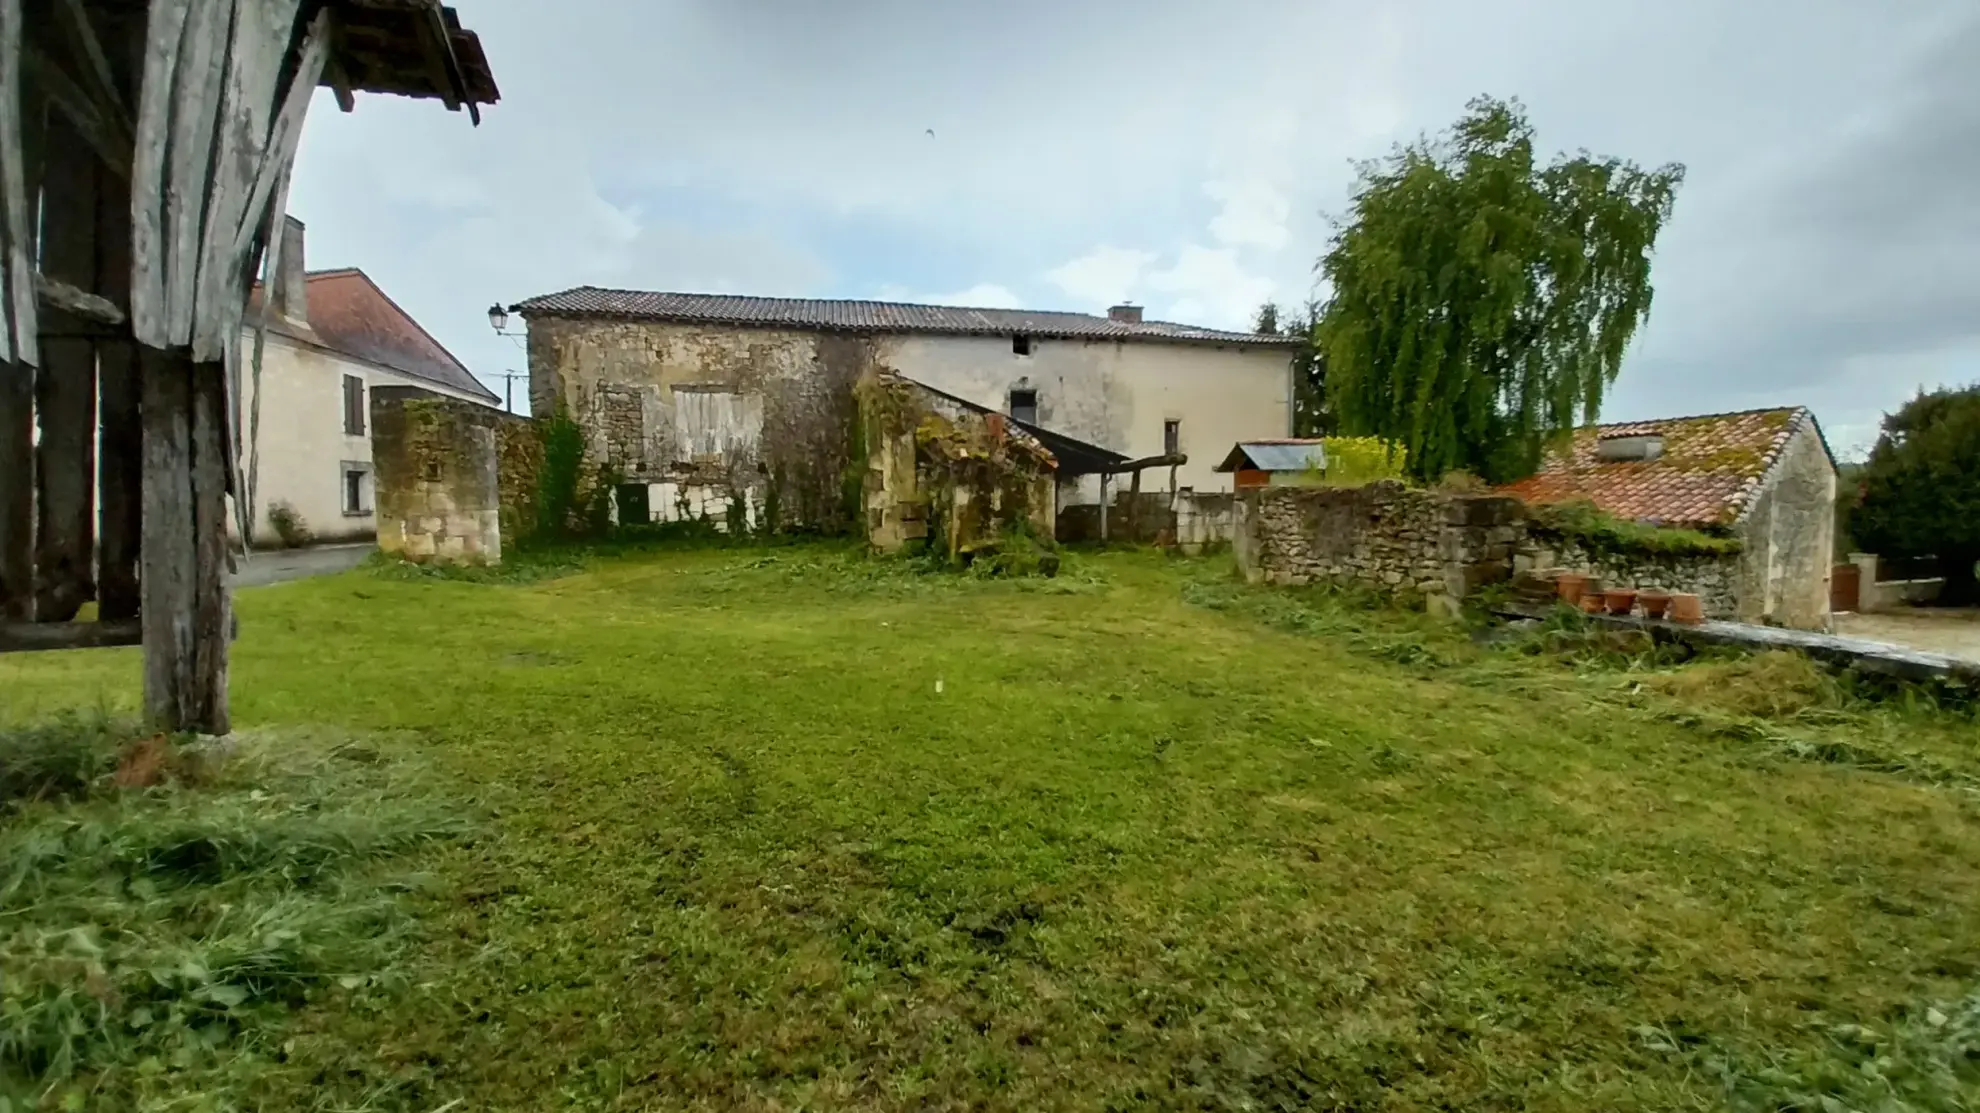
top-left (264, 502), bottom-right (312, 549)
top-left (1529, 498), bottom-right (1741, 558)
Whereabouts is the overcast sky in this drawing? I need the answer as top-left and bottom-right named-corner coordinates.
top-left (288, 0), bottom-right (1980, 457)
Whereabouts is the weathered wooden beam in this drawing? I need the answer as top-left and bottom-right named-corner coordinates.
top-left (0, 357), bottom-right (26, 621)
top-left (0, 0), bottom-right (37, 622)
top-left (36, 272), bottom-right (123, 324)
top-left (34, 116), bottom-right (99, 621)
top-left (0, 618), bottom-right (141, 652)
top-left (95, 0), bottom-right (143, 624)
top-left (141, 346), bottom-right (230, 734)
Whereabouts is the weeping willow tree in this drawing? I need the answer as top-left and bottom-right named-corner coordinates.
top-left (1318, 97), bottom-right (1684, 483)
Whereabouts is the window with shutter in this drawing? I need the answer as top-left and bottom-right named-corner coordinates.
top-left (342, 375), bottom-right (365, 435)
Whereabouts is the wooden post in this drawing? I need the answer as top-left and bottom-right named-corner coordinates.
top-left (34, 115), bottom-right (100, 621)
top-left (1098, 474), bottom-right (1109, 543)
top-left (142, 347), bottom-right (230, 734)
top-left (1127, 467), bottom-right (1142, 542)
top-left (96, 2), bottom-right (143, 622)
top-left (0, 0), bottom-right (36, 622)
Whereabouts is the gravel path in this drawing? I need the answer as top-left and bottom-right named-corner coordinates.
top-left (1835, 608), bottom-right (1980, 664)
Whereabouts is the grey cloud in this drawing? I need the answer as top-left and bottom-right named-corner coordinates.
top-left (279, 0), bottom-right (1980, 445)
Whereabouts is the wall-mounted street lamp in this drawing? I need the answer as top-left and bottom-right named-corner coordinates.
top-left (486, 304), bottom-right (526, 413)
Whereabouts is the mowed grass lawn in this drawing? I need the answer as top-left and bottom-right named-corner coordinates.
top-left (5, 546), bottom-right (1980, 1110)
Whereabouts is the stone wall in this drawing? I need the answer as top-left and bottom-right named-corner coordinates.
top-left (524, 316), bottom-right (870, 534)
top-left (860, 371), bottom-right (1055, 557)
top-left (1235, 482), bottom-right (1745, 617)
top-left (1515, 535), bottom-right (1739, 619)
top-left (1734, 422), bottom-right (1837, 628)
top-left (1234, 483), bottom-right (1523, 612)
top-left (370, 389), bottom-right (504, 564)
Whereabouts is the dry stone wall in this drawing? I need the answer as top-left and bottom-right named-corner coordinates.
top-left (1515, 536), bottom-right (1738, 619)
top-left (370, 389), bottom-right (505, 565)
top-left (1234, 483), bottom-right (1523, 611)
top-left (1236, 482), bottom-right (1739, 616)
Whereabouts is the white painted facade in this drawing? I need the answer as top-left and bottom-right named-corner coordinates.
top-left (227, 330), bottom-right (493, 547)
top-left (880, 334), bottom-right (1295, 502)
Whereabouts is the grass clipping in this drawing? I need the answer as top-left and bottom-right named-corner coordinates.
top-left (0, 718), bottom-right (470, 1109)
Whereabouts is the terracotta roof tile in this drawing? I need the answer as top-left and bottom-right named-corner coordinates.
top-left (511, 286), bottom-right (1301, 348)
top-left (1499, 407), bottom-right (1820, 529)
top-left (252, 269), bottom-right (497, 404)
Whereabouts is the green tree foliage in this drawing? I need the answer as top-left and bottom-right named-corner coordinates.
top-left (1318, 96), bottom-right (1684, 483)
top-left (1257, 299), bottom-right (1332, 436)
top-left (1850, 385), bottom-right (1980, 605)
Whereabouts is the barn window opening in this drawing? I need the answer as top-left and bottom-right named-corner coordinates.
top-left (1164, 419), bottom-right (1180, 456)
top-left (1008, 389), bottom-right (1038, 424)
top-left (1012, 335), bottom-right (1032, 357)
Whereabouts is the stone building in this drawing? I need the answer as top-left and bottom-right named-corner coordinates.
top-left (239, 218), bottom-right (500, 546)
top-left (508, 287), bottom-right (1301, 532)
top-left (1500, 406), bottom-right (1837, 629)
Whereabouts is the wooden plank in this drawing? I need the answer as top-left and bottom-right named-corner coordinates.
top-left (97, 3), bottom-right (144, 622)
top-left (225, 7), bottom-right (327, 267)
top-left (0, 619), bottom-right (142, 652)
top-left (161, 0), bottom-right (233, 348)
top-left (129, 0), bottom-right (193, 347)
top-left (0, 0), bottom-right (34, 621)
top-left (0, 355), bottom-right (26, 622)
top-left (99, 339), bottom-right (140, 618)
top-left (141, 345), bottom-right (231, 734)
top-left (191, 0), bottom-right (296, 362)
top-left (189, 356), bottom-right (232, 726)
top-left (0, 0), bottom-right (38, 369)
top-left (34, 118), bottom-right (99, 621)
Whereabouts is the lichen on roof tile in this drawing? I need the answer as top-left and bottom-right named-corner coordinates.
top-left (1499, 406), bottom-right (1815, 529)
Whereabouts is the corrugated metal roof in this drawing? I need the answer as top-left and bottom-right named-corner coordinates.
top-left (1216, 440), bottom-right (1327, 473)
top-left (511, 286), bottom-right (1302, 349)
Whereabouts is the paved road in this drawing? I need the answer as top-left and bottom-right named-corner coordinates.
top-left (229, 544), bottom-right (375, 588)
top-left (1836, 608), bottom-right (1980, 664)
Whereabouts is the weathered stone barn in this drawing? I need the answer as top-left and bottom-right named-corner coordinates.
top-left (1501, 406), bottom-right (1838, 629)
top-left (509, 287), bottom-right (1302, 533)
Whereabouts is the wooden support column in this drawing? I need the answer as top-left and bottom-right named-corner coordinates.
top-left (96, 2), bottom-right (141, 621)
top-left (0, 350), bottom-right (26, 621)
top-left (142, 347), bottom-right (230, 734)
top-left (0, 0), bottom-right (38, 623)
top-left (34, 114), bottom-right (99, 621)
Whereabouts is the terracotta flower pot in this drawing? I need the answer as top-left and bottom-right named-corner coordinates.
top-left (1638, 591), bottom-right (1671, 620)
top-left (1555, 573), bottom-right (1588, 605)
top-left (1579, 593), bottom-right (1605, 615)
top-left (1604, 589), bottom-right (1638, 616)
top-left (1668, 593), bottom-right (1704, 625)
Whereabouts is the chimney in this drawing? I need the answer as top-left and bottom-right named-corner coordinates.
top-left (269, 215), bottom-right (307, 324)
top-left (1108, 303), bottom-right (1142, 324)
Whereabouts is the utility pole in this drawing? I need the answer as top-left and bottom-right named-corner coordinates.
top-left (487, 370), bottom-right (526, 414)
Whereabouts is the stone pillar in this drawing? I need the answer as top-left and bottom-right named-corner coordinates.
top-left (371, 389), bottom-right (503, 565)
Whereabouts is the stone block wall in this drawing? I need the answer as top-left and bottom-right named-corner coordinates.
top-left (1234, 483), bottom-right (1524, 611)
top-left (1233, 482), bottom-right (1750, 618)
top-left (371, 389), bottom-right (503, 565)
top-left (1515, 536), bottom-right (1739, 619)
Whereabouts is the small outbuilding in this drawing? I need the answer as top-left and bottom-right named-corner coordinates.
top-left (1214, 440), bottom-right (1328, 489)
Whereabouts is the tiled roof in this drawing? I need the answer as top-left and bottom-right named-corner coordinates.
top-left (253, 269), bottom-right (498, 404)
top-left (511, 286), bottom-right (1301, 348)
top-left (1499, 407), bottom-right (1824, 529)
